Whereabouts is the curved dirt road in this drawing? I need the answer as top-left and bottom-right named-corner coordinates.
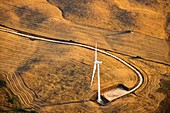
top-left (0, 27), bottom-right (144, 104)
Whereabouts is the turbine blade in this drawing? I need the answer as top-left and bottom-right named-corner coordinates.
top-left (95, 42), bottom-right (97, 61)
top-left (90, 64), bottom-right (97, 87)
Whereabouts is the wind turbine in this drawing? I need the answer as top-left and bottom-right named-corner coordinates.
top-left (91, 42), bottom-right (103, 104)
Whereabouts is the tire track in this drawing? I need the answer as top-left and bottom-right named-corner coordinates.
top-left (3, 72), bottom-right (32, 107)
top-left (3, 72), bottom-right (40, 109)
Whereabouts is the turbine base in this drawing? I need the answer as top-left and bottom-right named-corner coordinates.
top-left (96, 99), bottom-right (106, 106)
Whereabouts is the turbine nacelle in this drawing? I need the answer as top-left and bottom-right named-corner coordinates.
top-left (94, 61), bottom-right (102, 64)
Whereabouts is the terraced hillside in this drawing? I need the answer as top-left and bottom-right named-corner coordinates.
top-left (0, 0), bottom-right (170, 113)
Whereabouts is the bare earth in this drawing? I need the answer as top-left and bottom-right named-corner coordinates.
top-left (103, 88), bottom-right (128, 101)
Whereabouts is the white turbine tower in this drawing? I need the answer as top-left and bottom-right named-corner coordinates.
top-left (91, 42), bottom-right (103, 104)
